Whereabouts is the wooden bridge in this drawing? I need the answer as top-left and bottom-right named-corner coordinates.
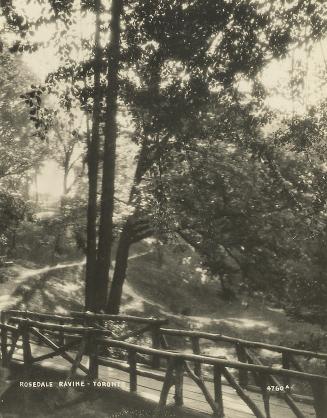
top-left (0, 310), bottom-right (326, 418)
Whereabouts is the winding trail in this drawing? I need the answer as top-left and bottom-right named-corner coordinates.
top-left (0, 260), bottom-right (85, 311)
top-left (0, 252), bottom-right (151, 312)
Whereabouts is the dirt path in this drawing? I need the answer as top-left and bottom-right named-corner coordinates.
top-left (0, 260), bottom-right (85, 311)
top-left (0, 252), bottom-right (149, 313)
top-left (0, 252), bottom-right (169, 316)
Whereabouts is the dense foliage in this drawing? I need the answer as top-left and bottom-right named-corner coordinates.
top-left (0, 49), bottom-right (49, 257)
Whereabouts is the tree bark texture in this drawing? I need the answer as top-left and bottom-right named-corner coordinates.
top-left (106, 223), bottom-right (131, 314)
top-left (105, 55), bottom-right (163, 313)
top-left (96, 0), bottom-right (123, 311)
top-left (85, 0), bottom-right (102, 311)
top-left (105, 143), bottom-right (157, 313)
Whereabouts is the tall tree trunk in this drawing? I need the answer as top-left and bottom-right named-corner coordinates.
top-left (105, 144), bottom-right (153, 313)
top-left (63, 169), bottom-right (68, 196)
top-left (85, 0), bottom-right (102, 311)
top-left (34, 168), bottom-right (38, 205)
top-left (106, 214), bottom-right (154, 314)
top-left (106, 223), bottom-right (130, 314)
top-left (105, 54), bottom-right (163, 313)
top-left (95, 0), bottom-right (123, 311)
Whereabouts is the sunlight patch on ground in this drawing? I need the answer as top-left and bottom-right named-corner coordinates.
top-left (12, 260), bottom-right (85, 281)
top-left (200, 346), bottom-right (235, 359)
top-left (220, 318), bottom-right (279, 334)
top-left (267, 307), bottom-right (285, 314)
top-left (43, 289), bottom-right (55, 300)
top-left (0, 260), bottom-right (85, 311)
top-left (0, 294), bottom-right (18, 310)
top-left (122, 281), bottom-right (167, 313)
top-left (54, 306), bottom-right (69, 315)
top-left (259, 349), bottom-right (281, 360)
top-left (54, 282), bottom-right (80, 293)
top-left (186, 316), bottom-right (216, 327)
top-left (185, 315), bottom-right (279, 334)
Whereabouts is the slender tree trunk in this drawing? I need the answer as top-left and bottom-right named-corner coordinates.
top-left (95, 0), bottom-right (123, 311)
top-left (106, 213), bottom-right (154, 314)
top-left (105, 144), bottom-right (152, 313)
top-left (105, 55), bottom-right (163, 314)
top-left (63, 170), bottom-right (68, 196)
top-left (106, 223), bottom-right (131, 314)
top-left (34, 168), bottom-right (38, 205)
top-left (85, 0), bottom-right (102, 311)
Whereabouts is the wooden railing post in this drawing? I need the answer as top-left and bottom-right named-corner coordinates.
top-left (6, 329), bottom-right (20, 363)
top-left (88, 331), bottom-right (98, 380)
top-left (258, 373), bottom-right (271, 418)
top-left (222, 367), bottom-right (266, 418)
top-left (154, 358), bottom-right (175, 418)
top-left (1, 327), bottom-right (8, 367)
top-left (191, 337), bottom-right (202, 377)
top-left (21, 323), bottom-right (33, 374)
top-left (213, 365), bottom-right (224, 418)
top-left (282, 352), bottom-right (291, 386)
top-left (128, 349), bottom-right (137, 392)
top-left (36, 316), bottom-right (45, 346)
top-left (174, 358), bottom-right (184, 407)
top-left (236, 343), bottom-right (248, 388)
top-left (151, 325), bottom-right (161, 369)
top-left (67, 336), bottom-right (87, 380)
top-left (312, 380), bottom-right (327, 418)
top-left (160, 333), bottom-right (169, 350)
top-left (58, 320), bottom-right (65, 346)
top-left (1, 311), bottom-right (7, 324)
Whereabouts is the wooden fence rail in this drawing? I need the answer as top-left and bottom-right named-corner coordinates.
top-left (158, 328), bottom-right (327, 360)
top-left (1, 310), bottom-right (78, 324)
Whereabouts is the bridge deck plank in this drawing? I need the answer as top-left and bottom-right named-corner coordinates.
top-left (10, 343), bottom-right (316, 418)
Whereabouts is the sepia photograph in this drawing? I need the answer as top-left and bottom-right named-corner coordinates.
top-left (0, 1), bottom-right (327, 417)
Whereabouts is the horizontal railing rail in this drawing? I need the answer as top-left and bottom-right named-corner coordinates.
top-left (70, 311), bottom-right (169, 326)
top-left (159, 328), bottom-right (327, 360)
top-left (8, 317), bottom-right (111, 335)
top-left (1, 310), bottom-right (78, 324)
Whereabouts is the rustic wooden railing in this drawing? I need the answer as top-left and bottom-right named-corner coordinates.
top-left (2, 310), bottom-right (326, 376)
top-left (1, 314), bottom-right (327, 418)
top-left (100, 338), bottom-right (327, 418)
top-left (1, 310), bottom-right (168, 368)
top-left (156, 327), bottom-right (327, 403)
top-left (70, 311), bottom-right (168, 368)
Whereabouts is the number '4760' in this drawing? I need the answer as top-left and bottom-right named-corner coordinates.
top-left (266, 385), bottom-right (293, 392)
